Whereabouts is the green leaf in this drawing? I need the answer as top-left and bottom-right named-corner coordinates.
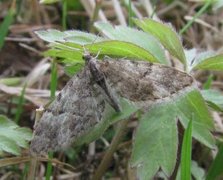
top-left (35, 29), bottom-right (104, 45)
top-left (206, 143), bottom-right (223, 180)
top-left (0, 2), bottom-right (16, 49)
top-left (131, 89), bottom-right (215, 179)
top-left (201, 89), bottom-right (223, 111)
top-left (36, 27), bottom-right (165, 63)
top-left (0, 135), bottom-right (21, 155)
top-left (175, 90), bottom-right (215, 148)
top-left (94, 22), bottom-right (167, 64)
top-left (40, 0), bottom-right (59, 4)
top-left (85, 40), bottom-right (159, 62)
top-left (191, 161), bottom-right (205, 180)
top-left (44, 49), bottom-right (83, 62)
top-left (131, 104), bottom-right (178, 180)
top-left (74, 98), bottom-right (138, 146)
top-left (64, 63), bottom-right (84, 76)
top-left (203, 74), bottom-right (213, 90)
top-left (0, 115), bottom-right (32, 156)
top-left (50, 60), bottom-right (57, 99)
top-left (133, 18), bottom-right (186, 65)
top-left (185, 49), bottom-right (215, 72)
top-left (181, 119), bottom-right (193, 180)
top-left (193, 54), bottom-right (223, 71)
top-left (212, 0), bottom-right (223, 10)
top-left (44, 48), bottom-right (84, 75)
top-left (0, 77), bottom-right (22, 86)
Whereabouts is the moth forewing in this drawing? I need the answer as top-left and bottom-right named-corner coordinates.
top-left (97, 59), bottom-right (195, 103)
top-left (30, 67), bottom-right (107, 154)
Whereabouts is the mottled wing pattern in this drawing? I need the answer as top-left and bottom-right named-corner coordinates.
top-left (30, 67), bottom-right (105, 154)
top-left (97, 59), bottom-right (195, 103)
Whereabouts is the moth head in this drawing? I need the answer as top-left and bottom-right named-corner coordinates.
top-left (82, 51), bottom-right (92, 63)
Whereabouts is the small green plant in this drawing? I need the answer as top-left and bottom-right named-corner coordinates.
top-left (32, 18), bottom-right (223, 179)
top-left (0, 0), bottom-right (16, 50)
top-left (0, 115), bottom-right (32, 156)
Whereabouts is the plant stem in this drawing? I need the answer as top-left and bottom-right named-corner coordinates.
top-left (45, 59), bottom-right (57, 180)
top-left (27, 157), bottom-right (38, 180)
top-left (169, 121), bottom-right (184, 180)
top-left (179, 0), bottom-right (212, 35)
top-left (46, 152), bottom-right (53, 180)
top-left (92, 118), bottom-right (129, 180)
top-left (128, 0), bottom-right (133, 27)
top-left (62, 0), bottom-right (67, 30)
top-left (14, 83), bottom-right (26, 124)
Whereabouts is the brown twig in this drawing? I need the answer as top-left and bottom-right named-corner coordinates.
top-left (169, 121), bottom-right (184, 180)
top-left (27, 107), bottom-right (43, 180)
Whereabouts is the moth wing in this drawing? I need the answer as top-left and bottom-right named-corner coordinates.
top-left (30, 69), bottom-right (105, 154)
top-left (98, 59), bottom-right (195, 105)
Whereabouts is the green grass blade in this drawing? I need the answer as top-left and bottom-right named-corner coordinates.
top-left (128, 0), bottom-right (133, 27)
top-left (0, 0), bottom-right (16, 49)
top-left (62, 0), bottom-right (67, 30)
top-left (206, 143), bottom-right (223, 180)
top-left (46, 152), bottom-right (53, 180)
top-left (179, 0), bottom-right (212, 35)
top-left (50, 60), bottom-right (58, 99)
top-left (181, 119), bottom-right (193, 180)
top-left (0, 77), bottom-right (22, 86)
top-left (14, 84), bottom-right (26, 124)
top-left (46, 60), bottom-right (57, 179)
top-left (203, 74), bottom-right (213, 90)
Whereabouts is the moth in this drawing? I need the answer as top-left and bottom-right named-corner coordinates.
top-left (30, 54), bottom-right (195, 154)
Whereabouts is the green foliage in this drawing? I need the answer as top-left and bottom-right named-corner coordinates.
top-left (34, 18), bottom-right (220, 179)
top-left (46, 58), bottom-right (58, 180)
top-left (133, 18), bottom-right (186, 66)
top-left (186, 50), bottom-right (216, 72)
top-left (131, 103), bottom-right (178, 180)
top-left (131, 89), bottom-right (214, 179)
top-left (191, 161), bottom-right (205, 180)
top-left (193, 54), bottom-right (223, 71)
top-left (175, 90), bottom-right (214, 148)
top-left (94, 22), bottom-right (167, 64)
top-left (201, 89), bottom-right (223, 112)
top-left (85, 40), bottom-right (160, 62)
top-left (62, 0), bottom-right (67, 30)
top-left (181, 119), bottom-right (193, 180)
top-left (50, 60), bottom-right (58, 99)
top-left (36, 29), bottom-right (103, 44)
top-left (179, 0), bottom-right (212, 35)
top-left (0, 1), bottom-right (16, 49)
top-left (206, 143), bottom-right (223, 180)
top-left (0, 115), bottom-right (32, 156)
top-left (213, 0), bottom-right (223, 10)
top-left (203, 74), bottom-right (213, 89)
top-left (39, 0), bottom-right (59, 4)
top-left (14, 84), bottom-right (26, 124)
top-left (0, 77), bottom-right (22, 86)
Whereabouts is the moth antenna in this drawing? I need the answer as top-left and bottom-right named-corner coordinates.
top-left (95, 49), bottom-right (101, 59)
